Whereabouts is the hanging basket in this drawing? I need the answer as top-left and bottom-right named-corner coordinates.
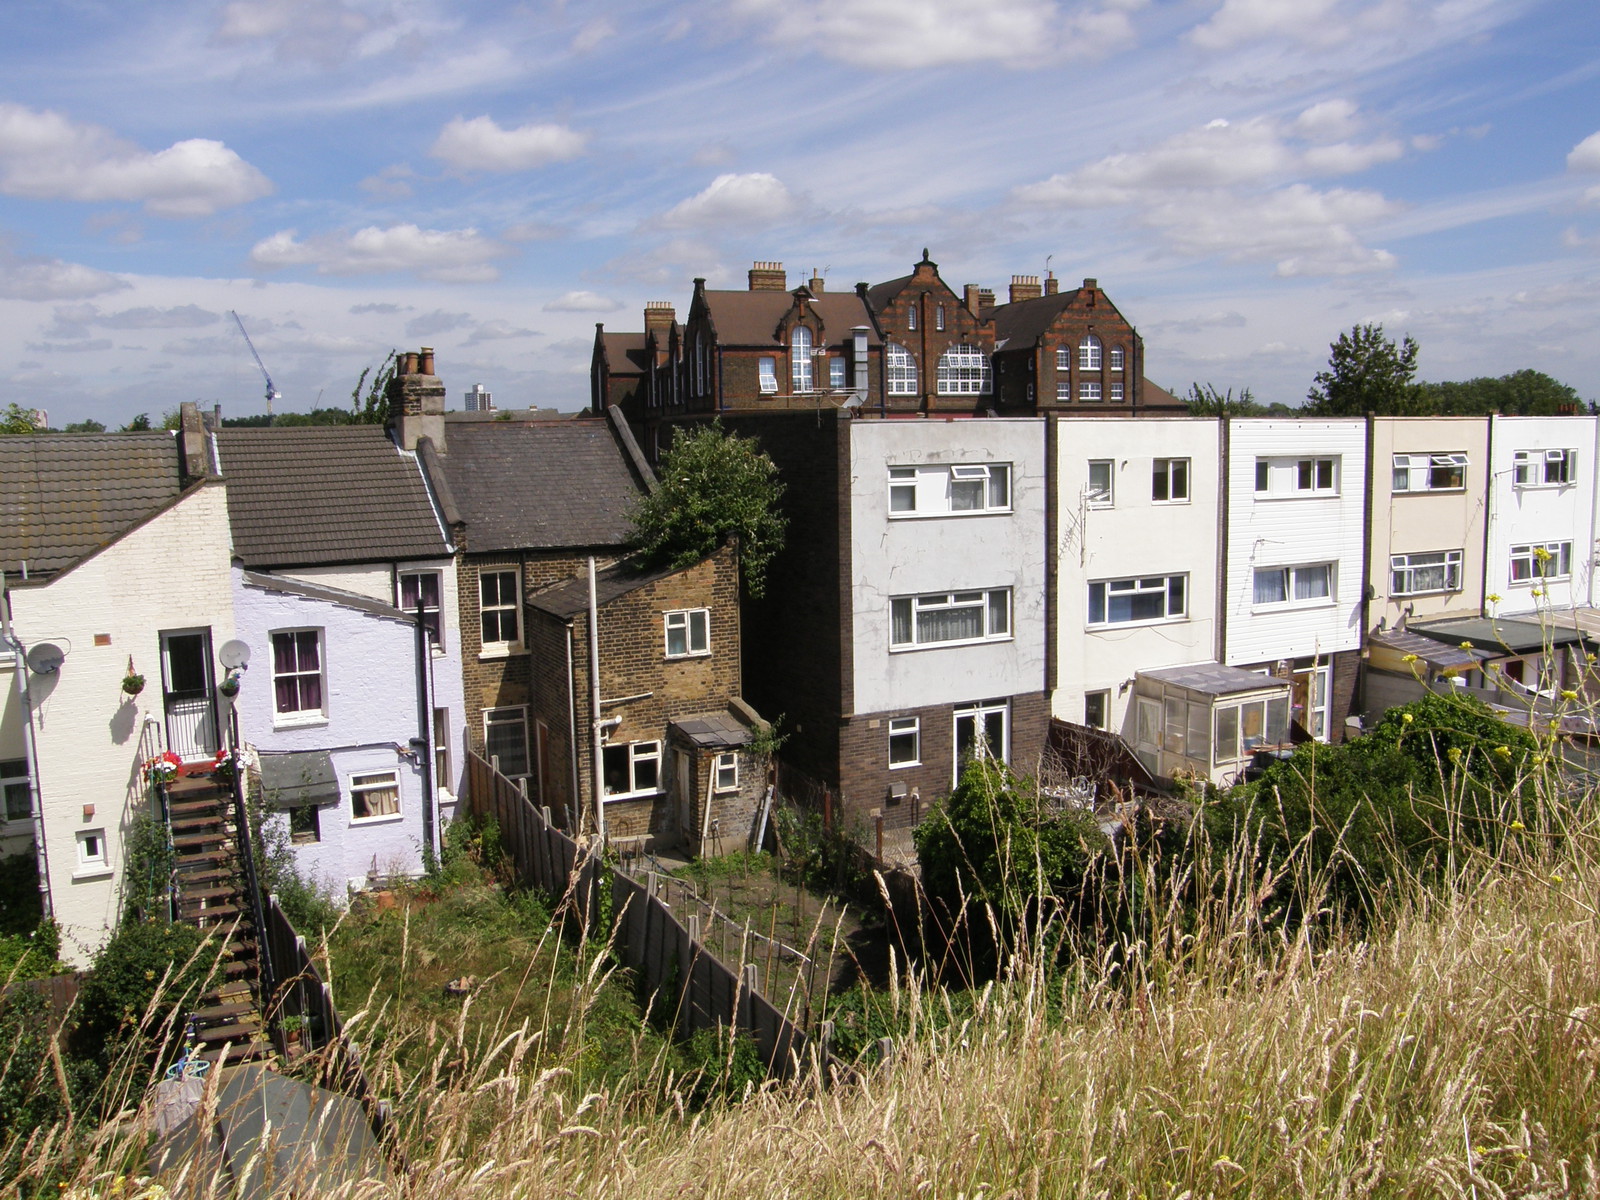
top-left (122, 673), bottom-right (146, 697)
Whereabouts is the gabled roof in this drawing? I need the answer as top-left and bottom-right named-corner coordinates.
top-left (601, 331), bottom-right (650, 376)
top-left (987, 289), bottom-right (1106, 349)
top-left (699, 290), bottom-right (881, 348)
top-left (865, 274), bottom-right (913, 311)
top-left (526, 554), bottom-right (691, 619)
top-left (0, 432), bottom-right (182, 579)
top-left (432, 419), bottom-right (647, 553)
top-left (217, 426), bottom-right (449, 568)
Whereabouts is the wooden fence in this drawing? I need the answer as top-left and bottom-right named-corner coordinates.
top-left (3, 971), bottom-right (85, 1031)
top-left (463, 751), bottom-right (822, 1079)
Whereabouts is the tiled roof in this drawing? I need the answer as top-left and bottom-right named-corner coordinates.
top-left (702, 290), bottom-right (881, 347)
top-left (989, 290), bottom-right (1092, 348)
top-left (217, 427), bottom-right (449, 568)
top-left (433, 419), bottom-right (646, 553)
top-left (865, 275), bottom-right (912, 311)
top-left (0, 432), bottom-right (182, 579)
top-left (602, 332), bottom-right (650, 375)
top-left (526, 555), bottom-right (680, 618)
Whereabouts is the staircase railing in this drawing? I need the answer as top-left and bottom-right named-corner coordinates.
top-left (228, 759), bottom-right (276, 1030)
top-left (137, 716), bottom-right (179, 923)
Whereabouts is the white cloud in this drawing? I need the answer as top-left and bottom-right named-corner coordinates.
top-left (543, 290), bottom-right (621, 313)
top-left (571, 18), bottom-right (616, 53)
top-left (405, 310), bottom-right (474, 337)
top-left (1190, 0), bottom-right (1342, 49)
top-left (1140, 184), bottom-right (1399, 275)
top-left (0, 253), bottom-right (129, 300)
top-left (250, 224), bottom-right (509, 282)
top-left (660, 173), bottom-right (798, 228)
top-left (0, 104), bottom-right (271, 217)
top-left (214, 0), bottom-right (389, 70)
top-left (429, 116), bottom-right (587, 173)
top-left (1293, 99), bottom-right (1361, 142)
top-left (1567, 131), bottom-right (1600, 173)
top-left (465, 320), bottom-right (536, 345)
top-left (97, 304), bottom-right (220, 330)
top-left (724, 0), bottom-right (1140, 68)
top-left (360, 163), bottom-right (416, 198)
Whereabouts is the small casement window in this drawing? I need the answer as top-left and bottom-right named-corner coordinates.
top-left (888, 717), bottom-right (920, 767)
top-left (602, 740), bottom-right (662, 798)
top-left (271, 630), bottom-right (323, 717)
top-left (935, 304), bottom-right (946, 331)
top-left (1079, 381), bottom-right (1102, 401)
top-left (1296, 458), bottom-right (1336, 492)
top-left (1087, 460), bottom-right (1113, 507)
top-left (1254, 459), bottom-right (1271, 492)
top-left (1393, 452), bottom-right (1467, 492)
top-left (664, 608), bottom-right (710, 658)
top-left (399, 571), bottom-right (443, 647)
top-left (713, 752), bottom-right (739, 792)
top-left (1509, 541), bottom-right (1573, 582)
top-left (1056, 381), bottom-right (1071, 402)
top-left (1512, 448), bottom-right (1576, 486)
top-left (889, 466), bottom-right (917, 513)
top-left (484, 706), bottom-right (530, 778)
top-left (890, 589), bottom-right (1010, 648)
top-left (1087, 575), bottom-right (1186, 626)
top-left (829, 357), bottom-right (846, 389)
top-left (1055, 346), bottom-right (1070, 371)
top-left (1253, 563), bottom-right (1334, 607)
top-left (351, 771), bottom-right (401, 821)
top-left (1084, 691), bottom-right (1110, 730)
top-left (758, 356), bottom-right (778, 394)
top-left (1109, 381), bottom-right (1124, 402)
top-left (1, 759), bottom-right (31, 823)
top-left (77, 829), bottom-right (107, 870)
top-left (1109, 347), bottom-right (1124, 370)
top-left (949, 463), bottom-right (1010, 512)
top-left (791, 327), bottom-right (814, 392)
top-left (479, 569), bottom-right (521, 646)
top-left (935, 344), bottom-right (992, 395)
top-left (1079, 335), bottom-right (1102, 370)
top-left (886, 343), bottom-right (918, 395)
top-left (1391, 549), bottom-right (1463, 595)
top-left (1152, 458), bottom-right (1189, 503)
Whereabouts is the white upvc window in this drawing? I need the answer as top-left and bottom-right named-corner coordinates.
top-left (1084, 691), bottom-right (1110, 730)
top-left (829, 357), bottom-right (846, 389)
top-left (758, 356), bottom-right (778, 394)
top-left (1254, 456), bottom-right (1339, 496)
top-left (890, 589), bottom-right (1011, 649)
top-left (886, 343), bottom-right (918, 395)
top-left (1509, 541), bottom-right (1573, 582)
top-left (665, 608), bottom-right (710, 658)
top-left (1055, 381), bottom-right (1071, 402)
top-left (1152, 458), bottom-right (1189, 503)
top-left (271, 629), bottom-right (325, 720)
top-left (713, 752), bottom-right (739, 792)
top-left (1213, 695), bottom-right (1291, 764)
top-left (351, 771), bottom-right (401, 822)
top-left (602, 740), bottom-right (662, 799)
top-left (936, 344), bottom-right (992, 395)
top-left (950, 463), bottom-right (1009, 512)
top-left (1393, 452), bottom-right (1467, 492)
top-left (1109, 381), bottom-right (1124, 402)
top-left (485, 706), bottom-right (530, 778)
top-left (1055, 346), bottom-right (1070, 371)
top-left (1253, 562), bottom-right (1335, 608)
top-left (1087, 459), bottom-right (1113, 507)
top-left (1109, 347), bottom-right (1124, 370)
top-left (1, 759), bottom-right (31, 824)
top-left (1513, 448), bottom-right (1576, 487)
top-left (791, 327), bottom-right (814, 392)
top-left (479, 568), bottom-right (522, 649)
top-left (888, 717), bottom-right (920, 767)
top-left (1079, 381), bottom-right (1102, 402)
top-left (1391, 549), bottom-right (1463, 595)
top-left (1079, 335), bottom-right (1102, 370)
top-left (1088, 574), bottom-right (1187, 626)
top-left (887, 463), bottom-right (1011, 517)
top-left (76, 828), bottom-right (109, 877)
top-left (399, 570), bottom-right (443, 648)
top-left (953, 699), bottom-right (1009, 781)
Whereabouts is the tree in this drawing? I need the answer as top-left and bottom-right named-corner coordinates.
top-left (351, 350), bottom-right (398, 425)
top-left (629, 420), bottom-right (786, 598)
top-left (63, 418), bottom-right (106, 433)
top-left (1185, 382), bottom-right (1262, 417)
top-left (0, 403), bottom-right (39, 435)
top-left (1305, 323), bottom-right (1421, 415)
top-left (121, 413), bottom-right (152, 431)
top-left (1416, 369), bottom-right (1583, 416)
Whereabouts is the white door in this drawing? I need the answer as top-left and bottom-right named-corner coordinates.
top-left (161, 629), bottom-right (217, 760)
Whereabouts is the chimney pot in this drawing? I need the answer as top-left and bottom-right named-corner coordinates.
top-left (1009, 275), bottom-right (1043, 304)
top-left (1044, 273), bottom-right (1059, 296)
top-left (402, 351), bottom-right (418, 375)
top-left (964, 283), bottom-right (984, 315)
top-left (419, 346), bottom-right (435, 376)
top-left (748, 261), bottom-right (786, 291)
top-left (644, 301), bottom-right (676, 336)
top-left (809, 270), bottom-right (825, 295)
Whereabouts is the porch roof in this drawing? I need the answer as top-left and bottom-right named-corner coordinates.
top-left (1370, 628), bottom-right (1487, 671)
top-left (1138, 662), bottom-right (1290, 698)
top-left (670, 709), bottom-right (756, 750)
top-left (1408, 615), bottom-right (1591, 655)
top-left (258, 749), bottom-right (338, 808)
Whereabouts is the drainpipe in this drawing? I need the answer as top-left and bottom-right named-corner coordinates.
top-left (413, 601), bottom-right (435, 864)
top-left (588, 557), bottom-right (605, 840)
top-left (565, 625), bottom-right (581, 829)
top-left (0, 577), bottom-right (51, 918)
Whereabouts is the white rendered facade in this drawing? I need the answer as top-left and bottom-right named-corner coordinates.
top-left (1485, 415), bottom-right (1600, 616)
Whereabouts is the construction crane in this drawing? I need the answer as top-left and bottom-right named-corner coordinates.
top-left (229, 310), bottom-right (280, 424)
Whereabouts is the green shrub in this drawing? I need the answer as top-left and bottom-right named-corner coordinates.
top-left (120, 815), bottom-right (175, 924)
top-left (678, 1026), bottom-right (765, 1106)
top-left (70, 920), bottom-right (214, 1071)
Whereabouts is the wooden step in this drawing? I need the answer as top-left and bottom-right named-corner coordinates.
top-left (173, 830), bottom-right (233, 850)
top-left (171, 812), bottom-right (229, 832)
top-left (185, 903), bottom-right (244, 924)
top-left (198, 1037), bottom-right (272, 1066)
top-left (169, 798), bottom-right (228, 818)
top-left (190, 1003), bottom-right (258, 1027)
top-left (195, 1019), bottom-right (263, 1044)
top-left (177, 884), bottom-right (241, 904)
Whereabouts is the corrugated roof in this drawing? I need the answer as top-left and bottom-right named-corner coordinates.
top-left (0, 432), bottom-right (182, 579)
top-left (433, 420), bottom-right (645, 553)
top-left (702, 290), bottom-right (881, 347)
top-left (218, 427), bottom-right (448, 568)
top-left (1371, 628), bottom-right (1486, 669)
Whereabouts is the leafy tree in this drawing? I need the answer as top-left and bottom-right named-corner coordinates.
top-left (121, 413), bottom-right (152, 431)
top-left (63, 418), bottom-right (106, 433)
top-left (0, 403), bottom-right (40, 435)
top-left (629, 420), bottom-right (786, 598)
top-left (1185, 382), bottom-right (1262, 417)
top-left (1416, 369), bottom-right (1584, 416)
top-left (351, 350), bottom-right (398, 425)
top-left (1305, 323), bottom-right (1421, 415)
top-left (69, 919), bottom-right (213, 1072)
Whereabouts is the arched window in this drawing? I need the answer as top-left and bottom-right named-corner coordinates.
top-left (937, 344), bottom-right (992, 395)
top-left (886, 343), bottom-right (918, 395)
top-left (694, 334), bottom-right (706, 395)
top-left (791, 326), bottom-right (814, 392)
top-left (1079, 335), bottom-right (1102, 371)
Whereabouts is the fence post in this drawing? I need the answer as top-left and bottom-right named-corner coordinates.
top-left (742, 962), bottom-right (759, 1034)
top-left (875, 814), bottom-right (884, 865)
top-left (682, 915), bottom-right (701, 1033)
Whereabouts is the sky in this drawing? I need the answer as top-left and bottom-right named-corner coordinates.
top-left (1, 0), bottom-right (1598, 427)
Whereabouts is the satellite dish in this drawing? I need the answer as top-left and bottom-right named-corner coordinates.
top-left (26, 642), bottom-right (64, 674)
top-left (218, 639), bottom-right (251, 671)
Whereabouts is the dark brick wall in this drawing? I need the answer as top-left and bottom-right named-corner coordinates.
top-left (992, 285), bottom-right (1143, 413)
top-left (871, 259), bottom-right (995, 414)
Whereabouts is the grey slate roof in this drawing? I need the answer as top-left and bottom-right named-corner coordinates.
top-left (701, 290), bottom-right (881, 347)
top-left (865, 274), bottom-right (912, 311)
top-left (0, 432), bottom-right (182, 579)
top-left (217, 427), bottom-right (449, 568)
top-left (671, 710), bottom-right (755, 749)
top-left (434, 419), bottom-right (647, 553)
top-left (258, 750), bottom-right (339, 808)
top-left (989, 289), bottom-right (1097, 348)
top-left (526, 555), bottom-right (683, 619)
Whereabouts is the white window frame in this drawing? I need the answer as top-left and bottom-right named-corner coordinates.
top-left (758, 356), bottom-right (778, 394)
top-left (1055, 381), bottom-right (1071, 402)
top-left (479, 568), bottom-right (522, 653)
top-left (1513, 448), bottom-right (1577, 487)
top-left (713, 751), bottom-right (739, 793)
top-left (1079, 381), bottom-right (1102, 402)
top-left (1109, 347), bottom-right (1124, 371)
top-left (1254, 456), bottom-right (1339, 496)
top-left (1, 758), bottom-right (32, 825)
top-left (953, 699), bottom-right (1009, 782)
top-left (1252, 562), bottom-right (1336, 609)
top-left (886, 343), bottom-right (918, 395)
top-left (602, 739), bottom-right (663, 800)
top-left (791, 327), bottom-right (814, 392)
top-left (350, 770), bottom-right (402, 824)
top-left (1087, 574), bottom-right (1187, 627)
top-left (1392, 452), bottom-right (1467, 493)
top-left (890, 589), bottom-right (1011, 650)
top-left (484, 705), bottom-right (530, 779)
top-left (1084, 690), bottom-right (1110, 731)
top-left (399, 569), bottom-right (444, 649)
top-left (829, 356), bottom-right (846, 390)
top-left (1055, 346), bottom-right (1070, 371)
top-left (1390, 549), bottom-right (1464, 596)
top-left (1509, 541), bottom-right (1573, 583)
top-left (1079, 335), bottom-right (1102, 370)
top-left (888, 717), bottom-right (921, 768)
top-left (75, 828), bottom-right (109, 878)
top-left (1152, 458), bottom-right (1190, 504)
top-left (1109, 381), bottom-right (1124, 402)
top-left (664, 608), bottom-right (711, 658)
top-left (270, 628), bottom-right (326, 723)
top-left (887, 463), bottom-right (1011, 518)
top-left (1213, 695), bottom-right (1291, 765)
top-left (936, 344), bottom-right (992, 395)
top-left (1087, 460), bottom-right (1114, 508)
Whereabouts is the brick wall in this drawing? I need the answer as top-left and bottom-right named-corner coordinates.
top-left (871, 263), bottom-right (996, 414)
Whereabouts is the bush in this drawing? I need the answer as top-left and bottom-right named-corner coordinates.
top-left (70, 920), bottom-right (215, 1071)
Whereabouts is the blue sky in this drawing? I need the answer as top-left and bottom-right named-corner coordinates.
top-left (1, 0), bottom-right (1597, 425)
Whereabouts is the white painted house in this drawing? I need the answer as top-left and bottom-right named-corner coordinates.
top-left (1484, 414), bottom-right (1600, 617)
top-left (1223, 419), bottom-right (1367, 743)
top-left (1054, 416), bottom-right (1224, 740)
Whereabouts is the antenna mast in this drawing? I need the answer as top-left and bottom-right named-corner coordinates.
top-left (229, 310), bottom-right (280, 424)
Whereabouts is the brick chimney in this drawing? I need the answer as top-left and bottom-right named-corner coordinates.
top-left (1083, 277), bottom-right (1098, 307)
top-left (178, 400), bottom-right (210, 481)
top-left (1044, 273), bottom-right (1059, 296)
top-left (979, 288), bottom-right (995, 311)
top-left (1010, 275), bottom-right (1042, 303)
top-left (388, 345), bottom-right (447, 451)
top-left (748, 261), bottom-right (786, 291)
top-left (644, 301), bottom-right (675, 336)
top-left (964, 284), bottom-right (985, 315)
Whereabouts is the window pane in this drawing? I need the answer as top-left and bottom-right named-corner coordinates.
top-left (919, 604), bottom-right (983, 643)
top-left (1084, 693), bottom-right (1107, 730)
top-left (1163, 697), bottom-right (1185, 753)
top-left (1255, 460), bottom-right (1270, 491)
top-left (1316, 459), bottom-right (1333, 489)
top-left (1170, 459), bottom-right (1188, 499)
top-left (1187, 703), bottom-right (1209, 762)
top-left (889, 718), bottom-right (919, 765)
top-left (1240, 701), bottom-right (1266, 751)
top-left (486, 711), bottom-right (529, 777)
top-left (1254, 569), bottom-right (1287, 605)
top-left (1152, 462), bottom-right (1168, 502)
top-left (1088, 582), bottom-right (1106, 624)
top-left (1214, 706), bottom-right (1239, 763)
top-left (1168, 575), bottom-right (1185, 616)
top-left (891, 598), bottom-right (913, 645)
top-left (689, 611), bottom-right (709, 652)
top-left (988, 590), bottom-right (1008, 636)
top-left (988, 465), bottom-right (1009, 508)
top-left (1295, 564), bottom-right (1331, 601)
top-left (666, 620), bottom-right (687, 657)
top-left (950, 477), bottom-right (984, 510)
